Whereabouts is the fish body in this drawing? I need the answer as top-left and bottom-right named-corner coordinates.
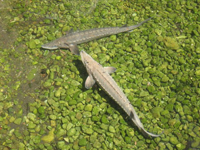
top-left (42, 18), bottom-right (151, 55)
top-left (80, 50), bottom-right (161, 137)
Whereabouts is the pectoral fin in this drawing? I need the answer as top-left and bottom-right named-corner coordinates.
top-left (85, 76), bottom-right (96, 89)
top-left (104, 67), bottom-right (116, 74)
top-left (69, 44), bottom-right (80, 55)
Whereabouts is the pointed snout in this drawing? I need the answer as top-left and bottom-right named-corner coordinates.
top-left (80, 50), bottom-right (86, 63)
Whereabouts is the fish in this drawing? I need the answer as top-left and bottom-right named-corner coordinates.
top-left (80, 50), bottom-right (162, 137)
top-left (42, 17), bottom-right (152, 55)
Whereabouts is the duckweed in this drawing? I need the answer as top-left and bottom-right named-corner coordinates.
top-left (56, 129), bottom-right (66, 138)
top-left (57, 141), bottom-right (66, 149)
top-left (101, 115), bottom-right (109, 124)
top-left (170, 136), bottom-right (179, 145)
top-left (28, 122), bottom-right (36, 129)
top-left (82, 126), bottom-right (93, 135)
top-left (38, 106), bottom-right (45, 114)
top-left (68, 100), bottom-right (77, 106)
top-left (28, 39), bottom-right (37, 49)
top-left (83, 111), bottom-right (92, 118)
top-left (84, 104), bottom-right (93, 111)
top-left (41, 128), bottom-right (55, 143)
top-left (13, 118), bottom-right (22, 125)
top-left (67, 128), bottom-right (76, 136)
top-left (79, 138), bottom-right (87, 146)
top-left (161, 75), bottom-right (169, 82)
top-left (109, 125), bottom-right (116, 133)
top-left (160, 37), bottom-right (179, 50)
top-left (27, 68), bottom-right (38, 80)
top-left (151, 107), bottom-right (162, 118)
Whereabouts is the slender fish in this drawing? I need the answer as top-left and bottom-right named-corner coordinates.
top-left (80, 50), bottom-right (162, 137)
top-left (42, 18), bottom-right (151, 55)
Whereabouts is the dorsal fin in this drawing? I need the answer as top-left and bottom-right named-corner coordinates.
top-left (121, 24), bottom-right (128, 27)
top-left (66, 28), bottom-right (74, 35)
top-left (104, 67), bottom-right (116, 74)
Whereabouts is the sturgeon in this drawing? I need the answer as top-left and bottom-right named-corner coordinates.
top-left (80, 50), bottom-right (162, 137)
top-left (42, 17), bottom-right (151, 55)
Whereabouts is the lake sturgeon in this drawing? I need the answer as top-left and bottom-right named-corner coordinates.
top-left (80, 50), bottom-right (162, 137)
top-left (42, 17), bottom-right (151, 55)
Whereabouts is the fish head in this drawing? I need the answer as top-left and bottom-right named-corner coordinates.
top-left (41, 38), bottom-right (68, 50)
top-left (80, 50), bottom-right (94, 67)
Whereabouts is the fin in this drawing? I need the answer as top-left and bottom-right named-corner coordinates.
top-left (104, 67), bottom-right (116, 74)
top-left (128, 17), bottom-right (152, 32)
top-left (66, 28), bottom-right (74, 35)
top-left (85, 76), bottom-right (96, 89)
top-left (141, 128), bottom-right (163, 138)
top-left (130, 111), bottom-right (163, 137)
top-left (69, 44), bottom-right (80, 55)
top-left (122, 24), bottom-right (127, 27)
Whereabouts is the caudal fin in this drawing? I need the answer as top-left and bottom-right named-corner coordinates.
top-left (140, 127), bottom-right (163, 138)
top-left (128, 17), bottom-right (152, 32)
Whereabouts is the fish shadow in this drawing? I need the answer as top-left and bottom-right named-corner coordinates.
top-left (72, 58), bottom-right (88, 91)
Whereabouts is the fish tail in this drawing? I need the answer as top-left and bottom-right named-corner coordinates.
top-left (130, 110), bottom-right (163, 137)
top-left (132, 117), bottom-right (163, 137)
top-left (128, 17), bottom-right (152, 32)
top-left (140, 127), bottom-right (163, 138)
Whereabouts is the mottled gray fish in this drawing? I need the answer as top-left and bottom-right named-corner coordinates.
top-left (80, 50), bottom-right (162, 137)
top-left (42, 17), bottom-right (151, 55)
